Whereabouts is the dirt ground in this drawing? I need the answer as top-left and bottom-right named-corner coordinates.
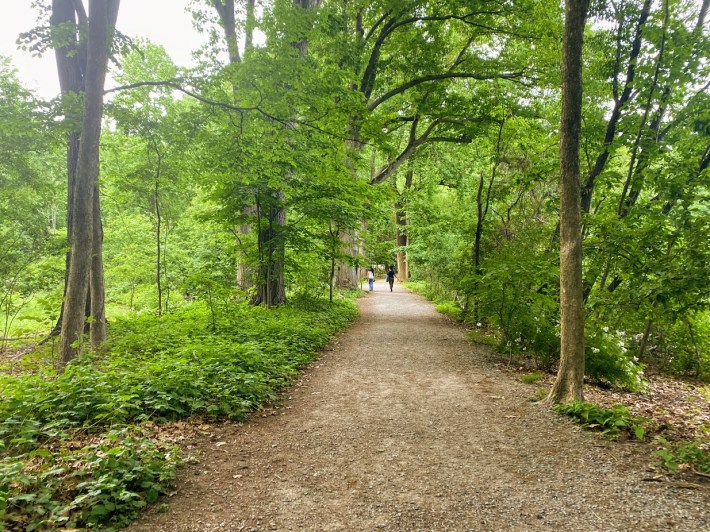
top-left (130, 281), bottom-right (710, 531)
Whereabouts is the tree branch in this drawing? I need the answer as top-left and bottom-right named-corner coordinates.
top-left (367, 71), bottom-right (524, 111)
top-left (370, 119), bottom-right (443, 184)
top-left (364, 9), bottom-right (392, 42)
top-left (71, 0), bottom-right (87, 23)
top-left (104, 80), bottom-right (364, 144)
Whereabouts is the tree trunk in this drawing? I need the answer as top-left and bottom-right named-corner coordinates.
top-left (547, 0), bottom-right (588, 405)
top-left (210, 1), bottom-right (257, 291)
top-left (212, 0), bottom-right (241, 63)
top-left (58, 0), bottom-right (115, 371)
top-left (155, 178), bottom-right (162, 316)
top-left (47, 0), bottom-right (86, 340)
top-left (245, 0), bottom-right (256, 52)
top-left (251, 192), bottom-right (287, 307)
top-left (336, 232), bottom-right (360, 288)
top-left (90, 182), bottom-right (106, 348)
top-left (395, 159), bottom-right (414, 281)
top-left (328, 223), bottom-right (338, 303)
top-left (395, 206), bottom-right (408, 280)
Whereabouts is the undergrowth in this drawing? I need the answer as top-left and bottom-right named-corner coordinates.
top-left (554, 401), bottom-right (651, 441)
top-left (655, 438), bottom-right (710, 476)
top-left (0, 297), bottom-right (357, 530)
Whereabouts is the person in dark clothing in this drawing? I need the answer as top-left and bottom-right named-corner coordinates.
top-left (386, 266), bottom-right (397, 292)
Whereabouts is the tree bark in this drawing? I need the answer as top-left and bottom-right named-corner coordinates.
top-left (395, 159), bottom-right (414, 281)
top-left (47, 0), bottom-right (86, 340)
top-left (547, 0), bottom-right (588, 405)
top-left (155, 176), bottom-right (162, 316)
top-left (210, 0), bottom-right (260, 292)
top-left (58, 0), bottom-right (116, 370)
top-left (251, 191), bottom-right (287, 307)
top-left (251, 0), bottom-right (319, 303)
top-left (212, 0), bottom-right (241, 63)
top-left (89, 181), bottom-right (106, 348)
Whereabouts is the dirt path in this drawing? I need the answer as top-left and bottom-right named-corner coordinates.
top-left (131, 282), bottom-right (710, 531)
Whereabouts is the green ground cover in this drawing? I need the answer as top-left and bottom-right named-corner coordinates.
top-left (0, 295), bottom-right (358, 530)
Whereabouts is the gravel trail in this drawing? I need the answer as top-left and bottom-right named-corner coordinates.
top-left (131, 282), bottom-right (710, 531)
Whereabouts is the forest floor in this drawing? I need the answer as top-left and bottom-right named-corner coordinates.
top-left (123, 282), bottom-right (709, 531)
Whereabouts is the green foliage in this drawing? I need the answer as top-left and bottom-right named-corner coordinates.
top-left (434, 302), bottom-right (462, 321)
top-left (521, 372), bottom-right (542, 384)
top-left (585, 326), bottom-right (645, 392)
top-left (650, 314), bottom-right (710, 379)
top-left (1, 429), bottom-right (180, 530)
top-left (530, 388), bottom-right (548, 402)
top-left (655, 438), bottom-right (710, 475)
top-left (0, 59), bottom-right (64, 343)
top-left (0, 298), bottom-right (357, 529)
top-left (554, 401), bottom-right (650, 441)
top-left (467, 329), bottom-right (499, 347)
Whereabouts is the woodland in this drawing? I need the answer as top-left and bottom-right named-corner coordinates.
top-left (0, 0), bottom-right (709, 529)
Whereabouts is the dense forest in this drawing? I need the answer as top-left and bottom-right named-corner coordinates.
top-left (1, 0), bottom-right (709, 528)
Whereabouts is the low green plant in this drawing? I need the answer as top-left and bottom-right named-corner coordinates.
top-left (0, 428), bottom-right (180, 530)
top-left (467, 329), bottom-right (499, 346)
top-left (521, 372), bottom-right (542, 384)
top-left (530, 388), bottom-right (548, 402)
top-left (655, 438), bottom-right (710, 475)
top-left (554, 401), bottom-right (650, 441)
top-left (585, 326), bottom-right (645, 392)
top-left (0, 297), bottom-right (358, 529)
top-left (435, 302), bottom-right (461, 320)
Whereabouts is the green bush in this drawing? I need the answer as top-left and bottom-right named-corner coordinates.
top-left (435, 302), bottom-right (462, 320)
top-left (585, 326), bottom-right (645, 392)
top-left (554, 401), bottom-right (650, 441)
top-left (652, 315), bottom-right (710, 379)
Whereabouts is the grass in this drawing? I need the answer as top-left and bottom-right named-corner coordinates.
top-left (521, 372), bottom-right (542, 384)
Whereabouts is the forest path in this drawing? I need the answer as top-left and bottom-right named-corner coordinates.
top-left (131, 281), bottom-right (710, 531)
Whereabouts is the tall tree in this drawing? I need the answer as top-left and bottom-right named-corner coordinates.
top-left (58, 0), bottom-right (119, 370)
top-left (208, 0), bottom-right (257, 290)
top-left (48, 0), bottom-right (88, 338)
top-left (547, 0), bottom-right (588, 404)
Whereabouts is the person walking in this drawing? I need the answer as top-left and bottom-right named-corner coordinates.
top-left (386, 265), bottom-right (397, 292)
top-left (367, 267), bottom-right (375, 292)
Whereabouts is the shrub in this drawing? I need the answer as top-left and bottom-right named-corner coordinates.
top-left (1, 428), bottom-right (180, 530)
top-left (435, 302), bottom-right (462, 320)
top-left (554, 401), bottom-right (650, 441)
top-left (585, 326), bottom-right (645, 392)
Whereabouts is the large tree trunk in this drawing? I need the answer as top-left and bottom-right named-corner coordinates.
top-left (336, 231), bottom-right (360, 288)
top-left (212, 0), bottom-right (257, 291)
top-left (251, 192), bottom-right (287, 307)
top-left (211, 0), bottom-right (241, 63)
top-left (547, 0), bottom-right (588, 404)
top-left (395, 206), bottom-right (408, 281)
top-left (58, 0), bottom-right (116, 370)
top-left (47, 0), bottom-right (86, 340)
